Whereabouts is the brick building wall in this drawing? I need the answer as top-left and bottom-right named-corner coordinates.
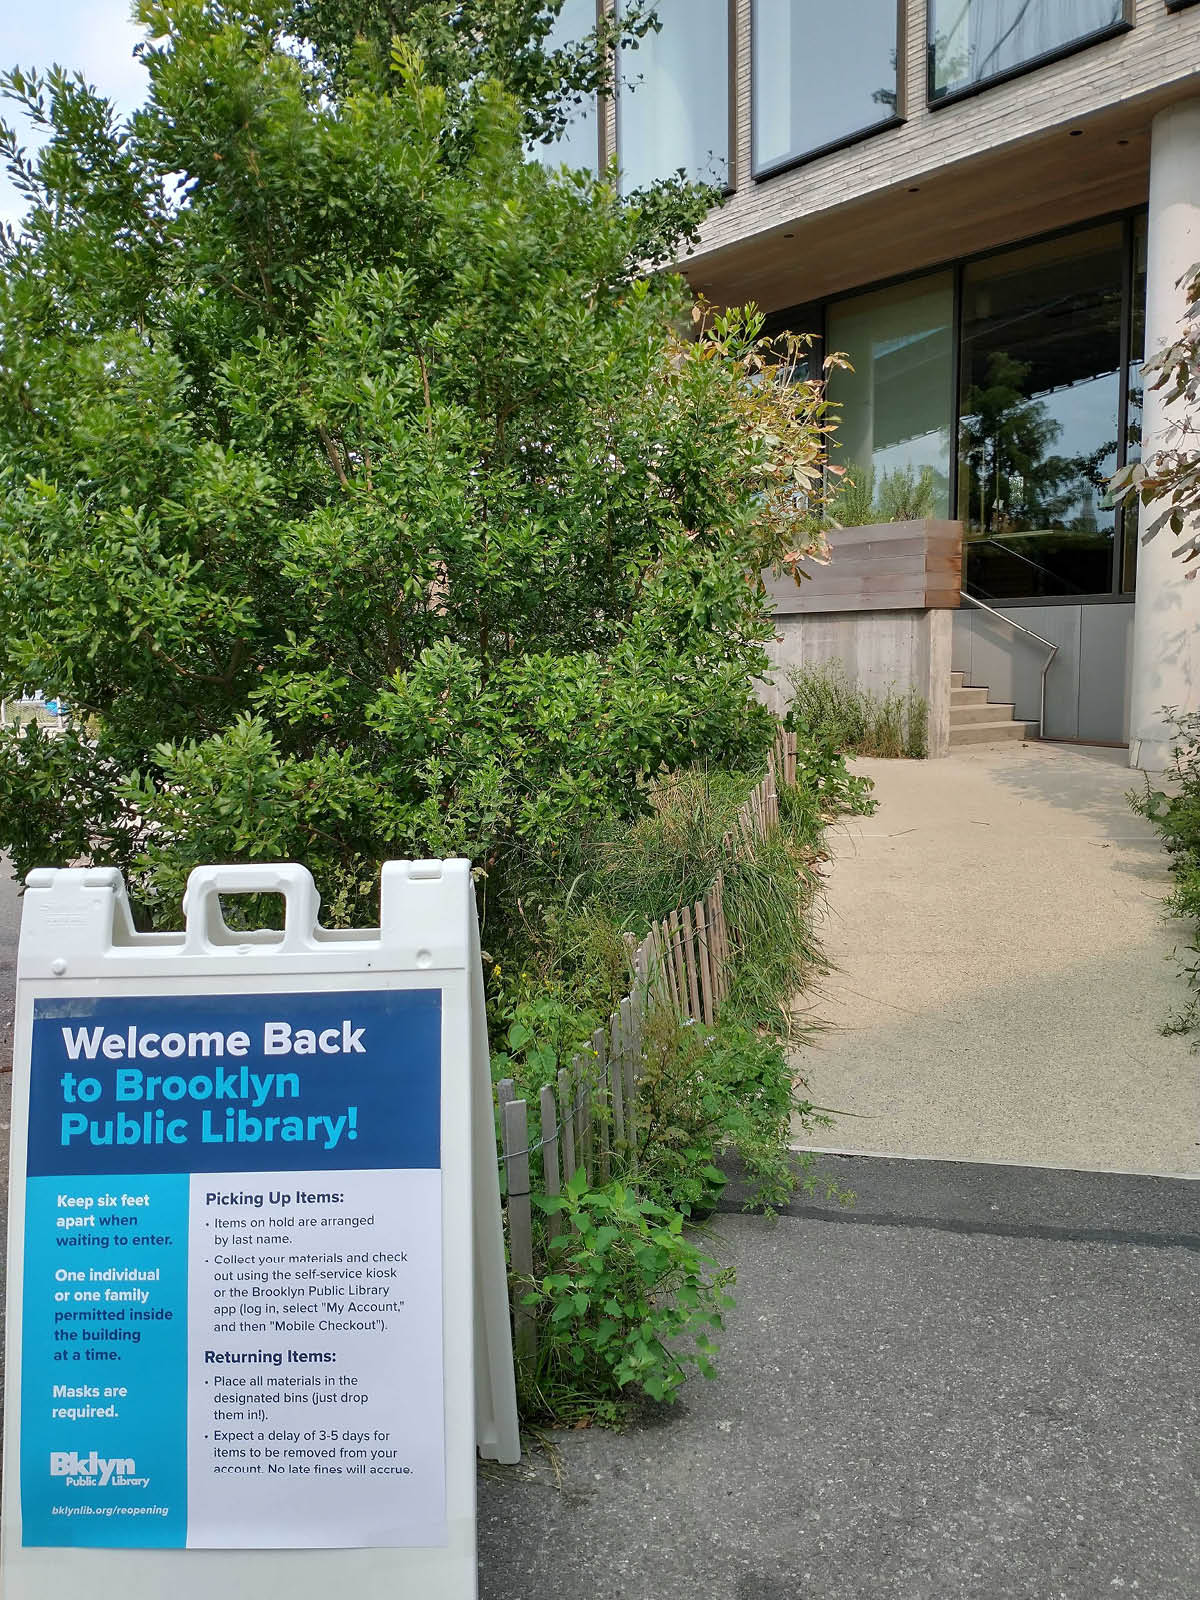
top-left (697, 0), bottom-right (1200, 257)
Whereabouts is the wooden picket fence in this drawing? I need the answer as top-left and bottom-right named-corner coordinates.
top-left (495, 728), bottom-right (798, 1362)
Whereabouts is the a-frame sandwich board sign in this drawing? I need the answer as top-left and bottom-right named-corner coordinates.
top-left (2, 859), bottom-right (519, 1600)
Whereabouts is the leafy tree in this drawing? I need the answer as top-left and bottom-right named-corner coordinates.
top-left (1111, 261), bottom-right (1200, 571)
top-left (287, 0), bottom-right (652, 145)
top-left (0, 1), bottom-right (833, 931)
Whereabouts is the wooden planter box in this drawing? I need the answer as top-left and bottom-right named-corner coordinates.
top-left (765, 519), bottom-right (963, 615)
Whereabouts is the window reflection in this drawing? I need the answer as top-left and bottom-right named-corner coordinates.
top-left (753, 0), bottom-right (900, 175)
top-left (616, 0), bottom-right (730, 193)
top-left (959, 225), bottom-right (1124, 599)
top-left (529, 0), bottom-right (600, 175)
top-left (930, 0), bottom-right (1127, 101)
top-left (826, 274), bottom-right (955, 521)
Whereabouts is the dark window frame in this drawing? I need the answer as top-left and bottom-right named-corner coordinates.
top-left (751, 0), bottom-right (906, 181)
top-left (763, 206), bottom-right (1148, 606)
top-left (927, 0), bottom-right (1134, 111)
top-left (613, 0), bottom-right (738, 196)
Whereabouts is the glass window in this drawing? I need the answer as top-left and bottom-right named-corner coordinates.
top-left (929, 0), bottom-right (1127, 102)
top-left (616, 0), bottom-right (730, 194)
top-left (826, 274), bottom-right (955, 522)
top-left (753, 0), bottom-right (900, 176)
top-left (958, 224), bottom-right (1125, 599)
top-left (530, 0), bottom-right (600, 174)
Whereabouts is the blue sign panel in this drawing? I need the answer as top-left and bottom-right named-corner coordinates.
top-left (21, 989), bottom-right (444, 1548)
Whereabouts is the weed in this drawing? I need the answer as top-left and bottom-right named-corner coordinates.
top-left (519, 1173), bottom-right (736, 1418)
top-left (1129, 709), bottom-right (1200, 1046)
top-left (635, 1010), bottom-right (831, 1219)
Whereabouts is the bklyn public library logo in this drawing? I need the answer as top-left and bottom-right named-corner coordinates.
top-left (50, 1451), bottom-right (149, 1488)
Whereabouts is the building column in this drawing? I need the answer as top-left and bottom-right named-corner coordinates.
top-left (1128, 98), bottom-right (1200, 771)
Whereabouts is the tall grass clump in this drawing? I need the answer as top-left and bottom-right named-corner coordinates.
top-left (787, 661), bottom-right (927, 759)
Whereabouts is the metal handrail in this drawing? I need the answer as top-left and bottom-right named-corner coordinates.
top-left (958, 591), bottom-right (1058, 741)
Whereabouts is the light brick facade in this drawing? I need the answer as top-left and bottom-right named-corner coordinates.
top-left (664, 0), bottom-right (1200, 308)
top-left (716, 2), bottom-right (1195, 232)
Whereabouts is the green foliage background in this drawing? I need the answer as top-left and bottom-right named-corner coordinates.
top-left (0, 2), bottom-right (854, 1422)
top-left (0, 1), bottom-right (833, 934)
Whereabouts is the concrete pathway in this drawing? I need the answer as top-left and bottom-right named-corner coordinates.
top-left (793, 741), bottom-right (1200, 1175)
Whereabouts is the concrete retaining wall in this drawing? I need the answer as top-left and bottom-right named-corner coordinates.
top-left (764, 607), bottom-right (953, 758)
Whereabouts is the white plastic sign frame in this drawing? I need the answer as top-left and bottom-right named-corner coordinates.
top-left (2, 859), bottom-right (519, 1600)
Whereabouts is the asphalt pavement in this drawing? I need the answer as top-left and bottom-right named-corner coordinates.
top-left (479, 1158), bottom-right (1200, 1600)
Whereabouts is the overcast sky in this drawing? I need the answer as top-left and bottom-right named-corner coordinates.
top-left (1, 1), bottom-right (148, 226)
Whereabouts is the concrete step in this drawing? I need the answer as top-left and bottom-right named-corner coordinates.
top-left (949, 720), bottom-right (1038, 746)
top-left (950, 701), bottom-right (1017, 727)
top-left (951, 686), bottom-right (990, 706)
top-left (950, 671), bottom-right (966, 689)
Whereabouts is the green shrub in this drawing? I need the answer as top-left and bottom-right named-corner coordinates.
top-left (489, 747), bottom-right (866, 1421)
top-left (635, 1013), bottom-right (832, 1219)
top-left (488, 992), bottom-right (603, 1107)
top-left (787, 662), bottom-right (927, 759)
top-left (1129, 709), bottom-right (1200, 1044)
top-left (829, 464), bottom-right (877, 527)
top-left (520, 1174), bottom-right (735, 1420)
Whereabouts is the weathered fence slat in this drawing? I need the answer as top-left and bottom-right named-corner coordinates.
top-left (501, 1096), bottom-right (536, 1363)
top-left (539, 1084), bottom-right (560, 1199)
top-left (695, 897), bottom-right (714, 1026)
top-left (713, 872), bottom-right (730, 1001)
top-left (667, 910), bottom-right (687, 1015)
top-left (496, 1076), bottom-right (516, 1142)
top-left (610, 1047), bottom-right (626, 1158)
top-left (592, 1027), bottom-right (610, 1183)
top-left (681, 902), bottom-right (702, 1020)
top-left (620, 995), bottom-right (636, 1103)
top-left (611, 998), bottom-right (630, 1152)
top-left (572, 1053), bottom-right (590, 1185)
top-left (645, 923), bottom-right (665, 1010)
top-left (659, 915), bottom-right (674, 1009)
top-left (622, 992), bottom-right (640, 1177)
top-left (659, 918), bottom-right (679, 1012)
top-left (557, 1066), bottom-right (577, 1184)
top-left (709, 892), bottom-right (722, 1005)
